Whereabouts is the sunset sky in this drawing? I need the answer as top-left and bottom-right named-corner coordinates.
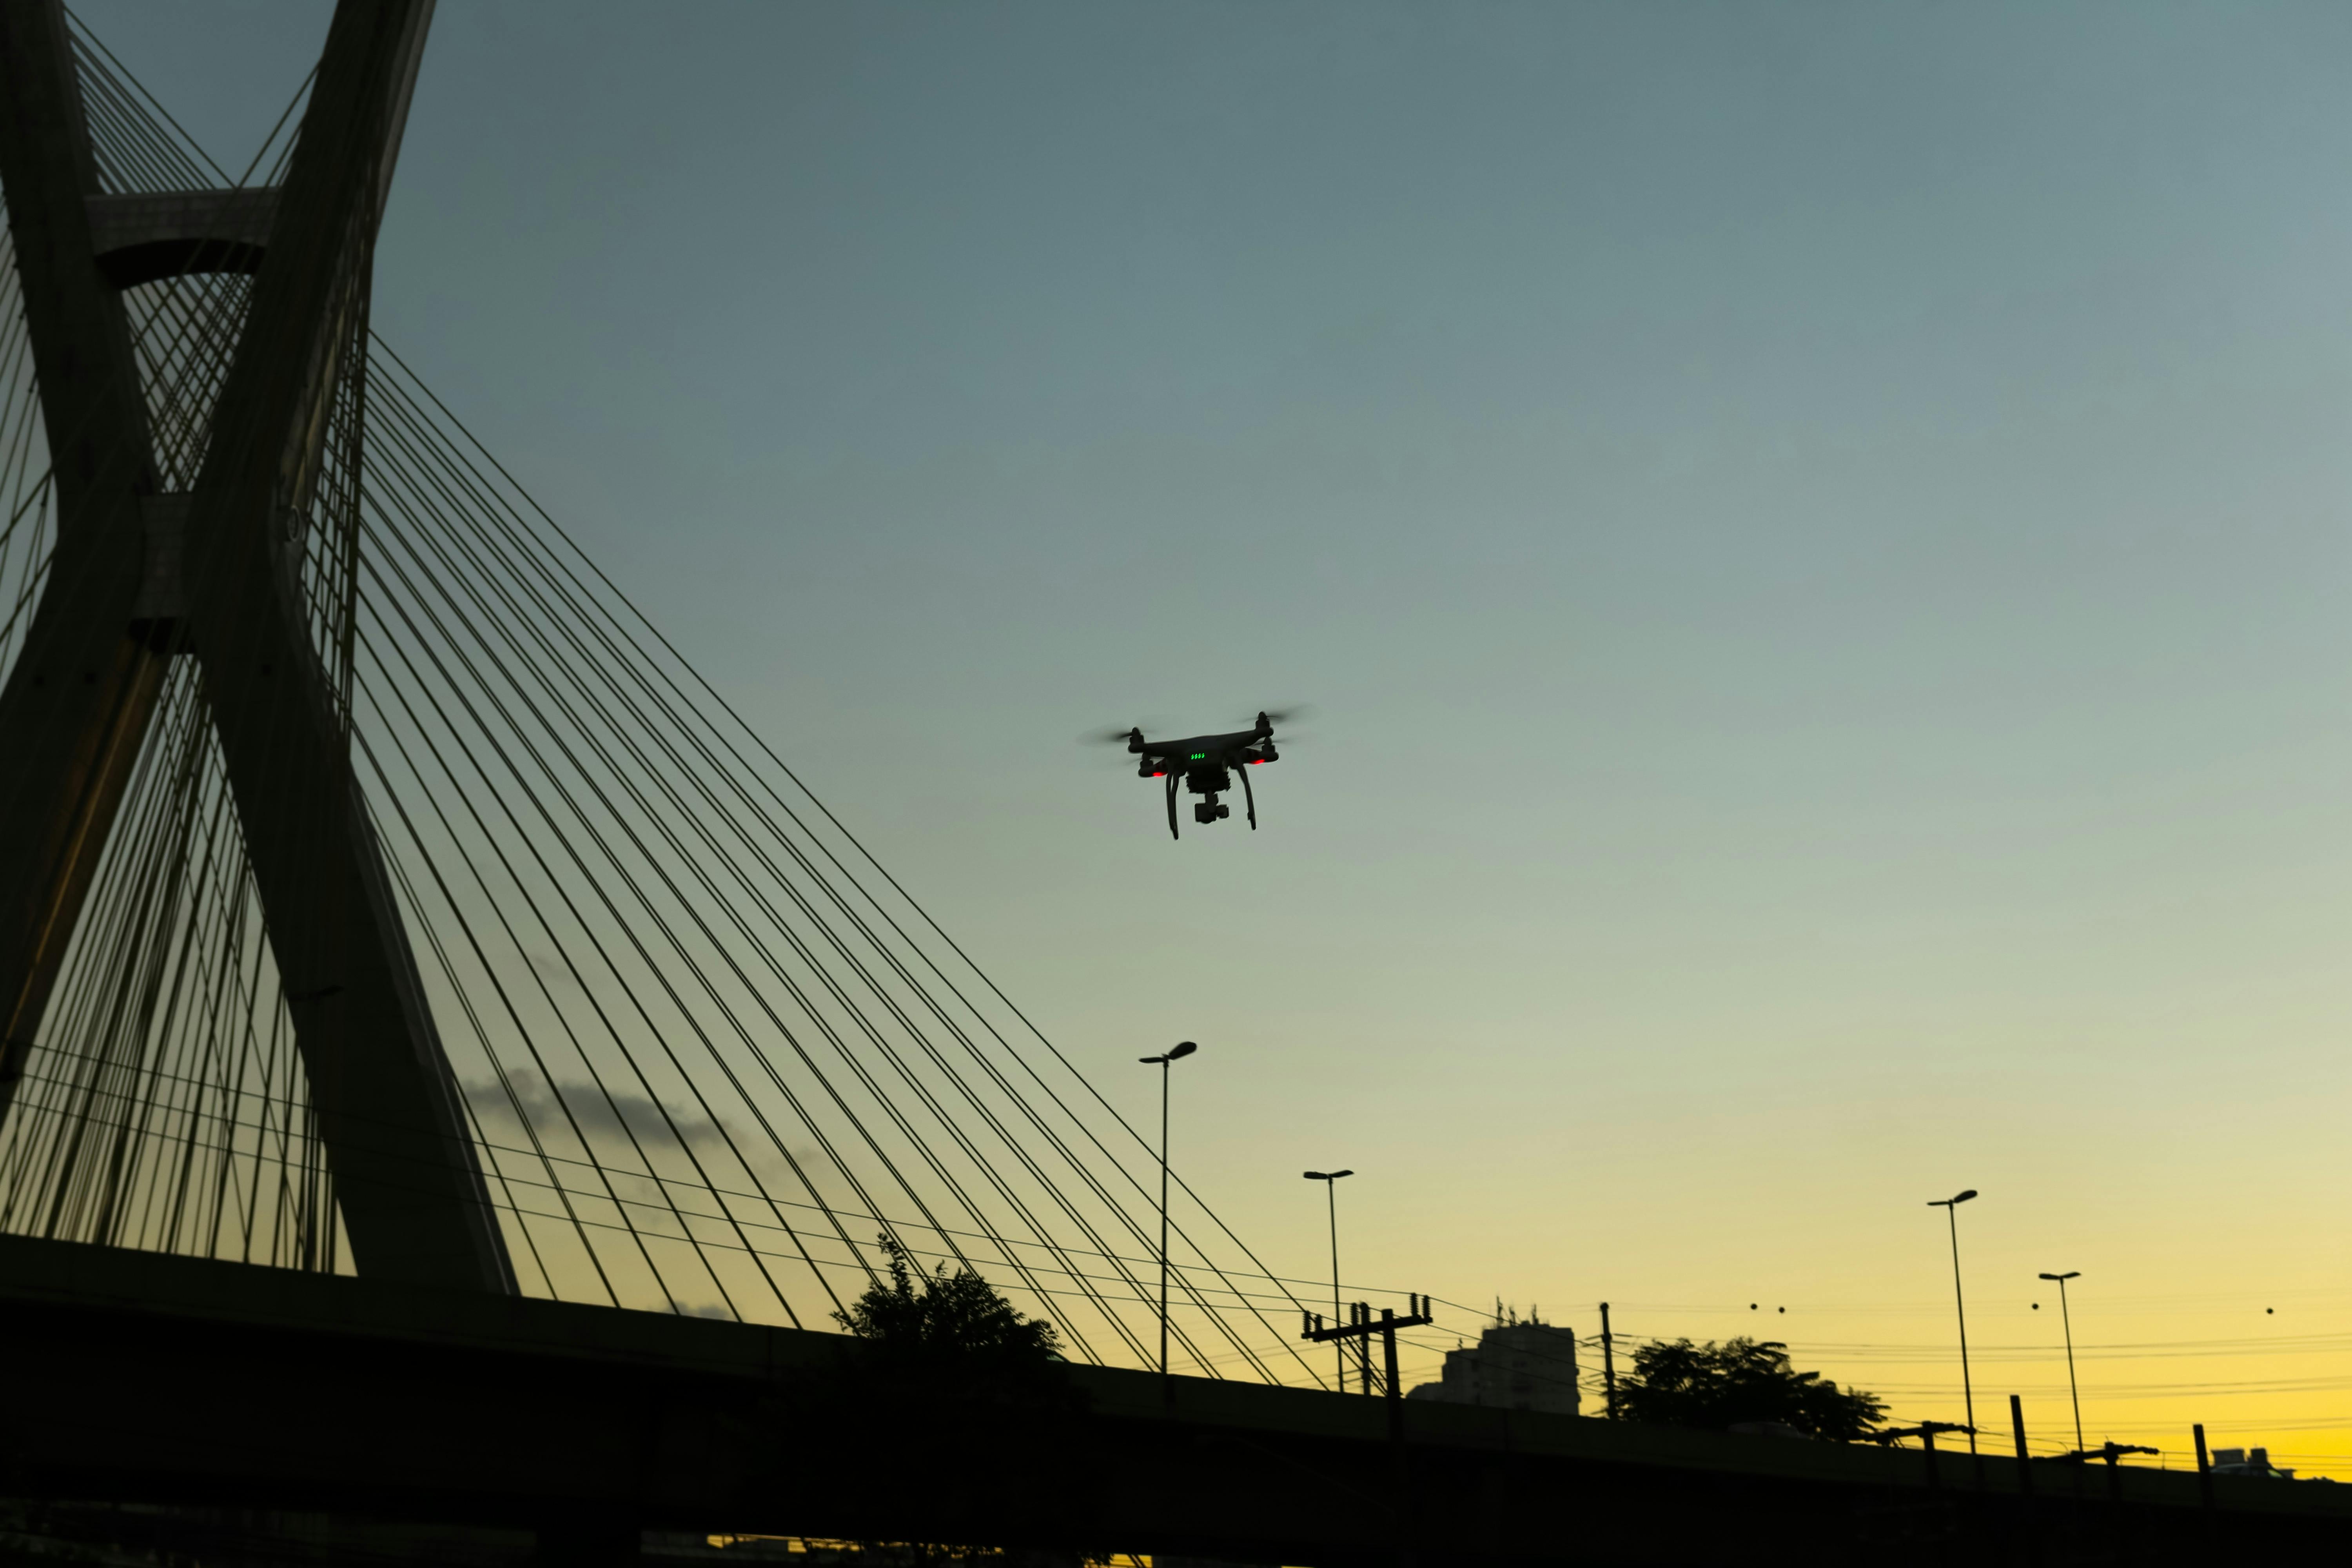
top-left (89, 0), bottom-right (2352, 1475)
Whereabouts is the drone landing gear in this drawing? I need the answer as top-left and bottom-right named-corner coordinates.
top-left (1173, 764), bottom-right (1237, 838)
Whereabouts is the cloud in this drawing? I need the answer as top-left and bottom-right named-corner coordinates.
top-left (473, 1066), bottom-right (737, 1156)
top-left (466, 1068), bottom-right (842, 1197)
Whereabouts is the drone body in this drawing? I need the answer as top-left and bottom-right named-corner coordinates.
top-left (1109, 711), bottom-right (1286, 839)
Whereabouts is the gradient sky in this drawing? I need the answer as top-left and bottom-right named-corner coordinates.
top-left (87, 1), bottom-right (2352, 1474)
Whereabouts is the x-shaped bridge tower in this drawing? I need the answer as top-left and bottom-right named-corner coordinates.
top-left (0, 0), bottom-right (512, 1292)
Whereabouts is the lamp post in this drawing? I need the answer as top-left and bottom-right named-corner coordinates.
top-left (2039, 1270), bottom-right (2085, 1453)
top-left (1927, 1188), bottom-right (1980, 1453)
top-left (1303, 1168), bottom-right (1353, 1390)
top-left (1139, 1041), bottom-right (1197, 1379)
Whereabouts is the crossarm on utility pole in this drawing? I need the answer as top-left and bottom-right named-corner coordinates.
top-left (1305, 1298), bottom-right (1436, 1447)
top-left (1301, 1298), bottom-right (1437, 1344)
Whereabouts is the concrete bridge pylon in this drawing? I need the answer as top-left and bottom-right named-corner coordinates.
top-left (0, 0), bottom-right (513, 1294)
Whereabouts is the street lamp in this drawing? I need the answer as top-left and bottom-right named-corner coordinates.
top-left (1927, 1189), bottom-right (1980, 1453)
top-left (1303, 1169), bottom-right (1354, 1391)
top-left (1140, 1041), bottom-right (1197, 1379)
top-left (2038, 1270), bottom-right (2085, 1453)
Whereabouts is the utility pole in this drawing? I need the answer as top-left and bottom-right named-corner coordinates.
top-left (1306, 1294), bottom-right (1435, 1439)
top-left (1600, 1301), bottom-right (1617, 1418)
top-left (1383, 1307), bottom-right (1403, 1417)
top-left (1876, 1420), bottom-right (1974, 1490)
top-left (2194, 1422), bottom-right (2215, 1527)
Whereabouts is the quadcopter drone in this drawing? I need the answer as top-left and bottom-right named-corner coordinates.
top-left (1094, 710), bottom-right (1293, 840)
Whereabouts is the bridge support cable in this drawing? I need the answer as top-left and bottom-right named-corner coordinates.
top-left (0, 2), bottom-right (1343, 1386)
top-left (354, 499), bottom-right (1131, 1354)
top-left (350, 378), bottom-right (1148, 1361)
top-left (348, 352), bottom-right (1355, 1373)
top-left (406, 356), bottom-right (1331, 1377)
top-left (358, 347), bottom-right (1332, 1381)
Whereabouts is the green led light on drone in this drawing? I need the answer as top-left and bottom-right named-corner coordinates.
top-left (1189, 753), bottom-right (1206, 760)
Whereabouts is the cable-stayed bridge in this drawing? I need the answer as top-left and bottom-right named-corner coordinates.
top-left (0, 0), bottom-right (1323, 1378)
top-left (0, 4), bottom-right (2343, 1563)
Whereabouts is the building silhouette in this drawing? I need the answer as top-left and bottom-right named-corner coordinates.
top-left (1406, 1312), bottom-right (1581, 1416)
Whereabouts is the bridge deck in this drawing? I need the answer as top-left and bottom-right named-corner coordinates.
top-left (2, 1235), bottom-right (2345, 1566)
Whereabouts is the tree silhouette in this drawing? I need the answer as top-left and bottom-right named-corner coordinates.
top-left (1619, 1336), bottom-right (1883, 1441)
top-left (814, 1237), bottom-right (1087, 1563)
top-left (832, 1234), bottom-right (1063, 1388)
